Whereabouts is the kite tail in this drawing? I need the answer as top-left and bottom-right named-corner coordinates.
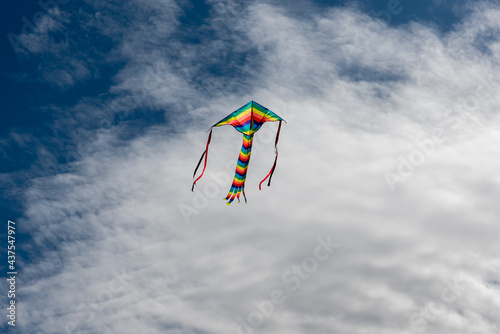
top-left (259, 120), bottom-right (282, 190)
top-left (192, 129), bottom-right (213, 191)
top-left (225, 134), bottom-right (253, 205)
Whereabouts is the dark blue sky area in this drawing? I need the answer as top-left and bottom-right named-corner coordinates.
top-left (289, 0), bottom-right (465, 30)
top-left (0, 0), bottom-right (464, 140)
top-left (0, 0), bottom-right (466, 216)
top-left (358, 0), bottom-right (465, 30)
top-left (1, 0), bottom-right (51, 131)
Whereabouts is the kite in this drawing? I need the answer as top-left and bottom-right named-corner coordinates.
top-left (192, 101), bottom-right (286, 205)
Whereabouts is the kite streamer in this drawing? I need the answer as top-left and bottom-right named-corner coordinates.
top-left (192, 101), bottom-right (285, 205)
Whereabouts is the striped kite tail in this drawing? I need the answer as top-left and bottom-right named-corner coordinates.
top-left (225, 134), bottom-right (253, 205)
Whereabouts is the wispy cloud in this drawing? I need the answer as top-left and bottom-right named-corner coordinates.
top-left (3, 1), bottom-right (500, 333)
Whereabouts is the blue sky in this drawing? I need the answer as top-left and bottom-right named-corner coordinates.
top-left (1, 0), bottom-right (500, 333)
top-left (0, 0), bottom-right (466, 180)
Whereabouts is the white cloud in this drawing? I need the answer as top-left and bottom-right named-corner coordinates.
top-left (5, 1), bottom-right (500, 333)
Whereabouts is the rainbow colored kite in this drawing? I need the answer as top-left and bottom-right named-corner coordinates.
top-left (192, 101), bottom-right (285, 205)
